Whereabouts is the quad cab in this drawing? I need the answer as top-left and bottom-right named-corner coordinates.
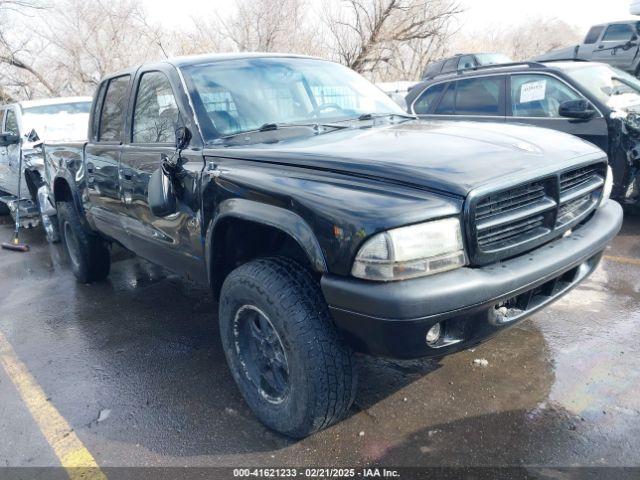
top-left (44, 54), bottom-right (622, 437)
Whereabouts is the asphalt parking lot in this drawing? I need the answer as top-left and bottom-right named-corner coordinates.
top-left (1, 212), bottom-right (639, 475)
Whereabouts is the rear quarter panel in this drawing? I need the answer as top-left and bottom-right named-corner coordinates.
top-left (44, 142), bottom-right (90, 222)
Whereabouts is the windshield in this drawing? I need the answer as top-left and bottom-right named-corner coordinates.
top-left (181, 57), bottom-right (406, 141)
top-left (22, 101), bottom-right (91, 142)
top-left (475, 53), bottom-right (512, 65)
top-left (563, 64), bottom-right (640, 111)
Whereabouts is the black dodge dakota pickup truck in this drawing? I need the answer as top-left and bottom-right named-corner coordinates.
top-left (44, 53), bottom-right (623, 438)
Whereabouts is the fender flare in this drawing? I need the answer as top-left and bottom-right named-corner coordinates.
top-left (205, 198), bottom-right (328, 285)
top-left (52, 172), bottom-right (84, 215)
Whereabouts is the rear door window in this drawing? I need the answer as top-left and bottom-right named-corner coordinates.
top-left (454, 77), bottom-right (502, 115)
top-left (602, 24), bottom-right (634, 42)
top-left (510, 74), bottom-right (581, 117)
top-left (434, 83), bottom-right (456, 114)
top-left (91, 82), bottom-right (106, 141)
top-left (433, 77), bottom-right (503, 116)
top-left (584, 26), bottom-right (604, 44)
top-left (99, 75), bottom-right (130, 142)
top-left (413, 83), bottom-right (446, 114)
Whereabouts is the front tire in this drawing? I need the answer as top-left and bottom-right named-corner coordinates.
top-left (219, 257), bottom-right (357, 438)
top-left (57, 202), bottom-right (110, 283)
top-left (41, 211), bottom-right (60, 243)
top-left (0, 190), bottom-right (10, 216)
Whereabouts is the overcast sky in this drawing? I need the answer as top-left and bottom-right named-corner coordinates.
top-left (141, 0), bottom-right (637, 35)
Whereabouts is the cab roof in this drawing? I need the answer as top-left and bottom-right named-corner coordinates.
top-left (167, 52), bottom-right (318, 68)
top-left (106, 52), bottom-right (323, 80)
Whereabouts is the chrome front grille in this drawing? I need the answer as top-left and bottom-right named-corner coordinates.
top-left (468, 162), bottom-right (606, 265)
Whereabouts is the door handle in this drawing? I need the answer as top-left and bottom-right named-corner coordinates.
top-left (121, 168), bottom-right (134, 181)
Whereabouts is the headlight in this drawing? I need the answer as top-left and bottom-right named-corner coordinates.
top-left (351, 217), bottom-right (466, 281)
top-left (599, 165), bottom-right (613, 209)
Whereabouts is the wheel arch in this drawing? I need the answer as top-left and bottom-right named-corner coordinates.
top-left (53, 176), bottom-right (73, 203)
top-left (206, 199), bottom-right (327, 297)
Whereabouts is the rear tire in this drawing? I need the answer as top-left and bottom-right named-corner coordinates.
top-left (219, 257), bottom-right (357, 438)
top-left (57, 202), bottom-right (110, 283)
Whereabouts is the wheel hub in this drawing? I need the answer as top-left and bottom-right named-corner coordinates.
top-left (234, 305), bottom-right (290, 404)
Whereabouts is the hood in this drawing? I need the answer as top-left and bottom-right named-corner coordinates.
top-left (207, 120), bottom-right (605, 197)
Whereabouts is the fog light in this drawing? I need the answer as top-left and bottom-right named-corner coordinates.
top-left (426, 323), bottom-right (442, 345)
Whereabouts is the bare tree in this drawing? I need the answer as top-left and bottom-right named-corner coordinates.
top-left (449, 17), bottom-right (581, 62)
top-left (326, 0), bottom-right (461, 79)
top-left (0, 0), bottom-right (58, 97)
top-left (0, 0), bottom-right (168, 99)
top-left (507, 17), bottom-right (581, 60)
top-left (0, 0), bottom-right (464, 101)
top-left (35, 0), bottom-right (164, 94)
top-left (213, 0), bottom-right (311, 53)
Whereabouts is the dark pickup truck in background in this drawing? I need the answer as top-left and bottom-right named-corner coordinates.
top-left (44, 53), bottom-right (623, 438)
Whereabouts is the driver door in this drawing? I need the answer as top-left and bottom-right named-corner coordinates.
top-left (119, 66), bottom-right (205, 278)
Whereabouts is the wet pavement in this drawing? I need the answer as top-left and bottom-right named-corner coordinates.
top-left (1, 213), bottom-right (639, 471)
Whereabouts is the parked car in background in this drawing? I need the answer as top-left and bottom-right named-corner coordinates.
top-left (0, 97), bottom-right (91, 241)
top-left (44, 53), bottom-right (621, 438)
top-left (535, 21), bottom-right (640, 76)
top-left (422, 53), bottom-right (512, 79)
top-left (406, 60), bottom-right (640, 209)
top-left (376, 81), bottom-right (419, 108)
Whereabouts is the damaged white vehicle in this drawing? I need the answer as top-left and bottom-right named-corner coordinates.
top-left (0, 97), bottom-right (91, 241)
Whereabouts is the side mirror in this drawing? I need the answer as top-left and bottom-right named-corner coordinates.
top-left (0, 133), bottom-right (20, 147)
top-left (148, 156), bottom-right (177, 217)
top-left (175, 126), bottom-right (192, 151)
top-left (559, 99), bottom-right (596, 120)
top-left (27, 128), bottom-right (41, 144)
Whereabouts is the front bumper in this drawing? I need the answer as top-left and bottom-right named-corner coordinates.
top-left (321, 201), bottom-right (623, 359)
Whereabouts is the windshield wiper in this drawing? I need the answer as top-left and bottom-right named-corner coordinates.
top-left (356, 112), bottom-right (417, 121)
top-left (217, 122), bottom-right (348, 141)
top-left (218, 122), bottom-right (305, 139)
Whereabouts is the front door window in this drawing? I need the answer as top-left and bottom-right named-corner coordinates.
top-left (510, 75), bottom-right (581, 118)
